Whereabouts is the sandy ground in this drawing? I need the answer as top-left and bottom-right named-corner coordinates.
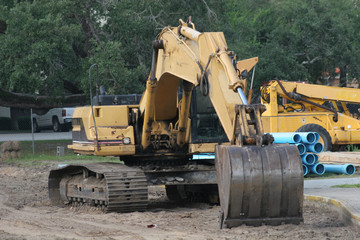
top-left (0, 162), bottom-right (359, 240)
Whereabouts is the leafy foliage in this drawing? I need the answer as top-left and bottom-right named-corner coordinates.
top-left (0, 1), bottom-right (84, 96)
top-left (0, 0), bottom-right (360, 104)
top-left (224, 0), bottom-right (360, 93)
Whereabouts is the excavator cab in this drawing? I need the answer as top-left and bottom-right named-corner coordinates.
top-left (190, 86), bottom-right (227, 143)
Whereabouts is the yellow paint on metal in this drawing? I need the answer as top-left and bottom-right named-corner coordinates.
top-left (261, 80), bottom-right (360, 147)
top-left (70, 20), bottom-right (259, 156)
top-left (236, 57), bottom-right (258, 78)
top-left (69, 105), bottom-right (136, 155)
top-left (139, 22), bottom-right (251, 147)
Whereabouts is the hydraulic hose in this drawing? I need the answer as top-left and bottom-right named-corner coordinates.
top-left (89, 63), bottom-right (99, 150)
top-left (150, 40), bottom-right (164, 82)
top-left (275, 79), bottom-right (338, 122)
top-left (141, 40), bottom-right (164, 150)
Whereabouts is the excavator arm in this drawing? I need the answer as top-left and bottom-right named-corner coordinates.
top-left (140, 20), bottom-right (256, 150)
top-left (140, 20), bottom-right (303, 228)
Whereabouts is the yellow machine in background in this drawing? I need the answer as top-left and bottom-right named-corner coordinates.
top-left (261, 79), bottom-right (360, 151)
top-left (49, 19), bottom-right (303, 228)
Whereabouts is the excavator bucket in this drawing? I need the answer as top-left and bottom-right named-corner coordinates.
top-left (215, 144), bottom-right (303, 228)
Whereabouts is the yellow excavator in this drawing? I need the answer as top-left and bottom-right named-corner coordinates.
top-left (261, 79), bottom-right (360, 151)
top-left (49, 19), bottom-right (303, 228)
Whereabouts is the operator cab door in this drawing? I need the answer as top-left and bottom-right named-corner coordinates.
top-left (190, 86), bottom-right (227, 143)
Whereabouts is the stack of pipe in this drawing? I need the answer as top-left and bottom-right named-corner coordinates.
top-left (270, 132), bottom-right (356, 176)
top-left (192, 132), bottom-right (356, 176)
top-left (271, 132), bottom-right (323, 176)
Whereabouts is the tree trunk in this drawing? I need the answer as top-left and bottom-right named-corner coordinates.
top-left (339, 65), bottom-right (347, 87)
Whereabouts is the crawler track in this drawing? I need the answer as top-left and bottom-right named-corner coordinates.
top-left (49, 163), bottom-right (148, 212)
top-left (105, 171), bottom-right (148, 212)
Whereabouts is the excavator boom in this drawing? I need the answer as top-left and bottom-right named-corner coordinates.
top-left (139, 22), bottom-right (250, 150)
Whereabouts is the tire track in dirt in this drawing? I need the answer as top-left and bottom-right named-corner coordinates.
top-left (0, 163), bottom-right (359, 240)
top-left (0, 203), bottom-right (141, 239)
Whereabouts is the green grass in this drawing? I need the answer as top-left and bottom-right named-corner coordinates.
top-left (18, 139), bottom-right (74, 155)
top-left (332, 184), bottom-right (360, 188)
top-left (346, 144), bottom-right (359, 152)
top-left (304, 172), bottom-right (360, 180)
top-left (5, 155), bottom-right (120, 167)
top-left (1, 139), bottom-right (119, 166)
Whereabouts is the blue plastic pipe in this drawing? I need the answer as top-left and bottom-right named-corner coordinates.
top-left (313, 154), bottom-right (319, 163)
top-left (57, 164), bottom-right (68, 169)
top-left (192, 153), bottom-right (215, 160)
top-left (295, 143), bottom-right (306, 155)
top-left (296, 132), bottom-right (317, 144)
top-left (301, 153), bottom-right (316, 165)
top-left (323, 164), bottom-right (356, 175)
top-left (270, 133), bottom-right (301, 144)
top-left (306, 142), bottom-right (324, 153)
top-left (313, 132), bottom-right (320, 142)
top-left (310, 163), bottom-right (325, 175)
top-left (303, 164), bottom-right (309, 176)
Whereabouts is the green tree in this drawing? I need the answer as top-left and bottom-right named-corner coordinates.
top-left (0, 0), bottom-right (85, 97)
top-left (1, 0), bottom-right (360, 108)
top-left (89, 0), bottom-right (225, 94)
top-left (0, 0), bottom-right (225, 103)
top-left (224, 0), bottom-right (360, 99)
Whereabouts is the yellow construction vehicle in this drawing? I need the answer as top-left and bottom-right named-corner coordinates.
top-left (261, 79), bottom-right (360, 151)
top-left (48, 19), bottom-right (303, 228)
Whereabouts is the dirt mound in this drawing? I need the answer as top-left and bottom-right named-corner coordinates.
top-left (1, 141), bottom-right (21, 160)
top-left (0, 166), bottom-right (26, 177)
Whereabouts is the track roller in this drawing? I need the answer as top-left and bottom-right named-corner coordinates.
top-left (49, 163), bottom-right (148, 212)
